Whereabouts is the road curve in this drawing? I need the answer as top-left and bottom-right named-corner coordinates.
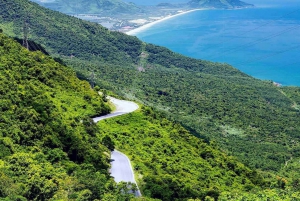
top-left (93, 97), bottom-right (139, 123)
top-left (111, 150), bottom-right (142, 197)
top-left (92, 96), bottom-right (141, 197)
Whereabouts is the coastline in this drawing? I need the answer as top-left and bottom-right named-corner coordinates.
top-left (125, 9), bottom-right (205, 36)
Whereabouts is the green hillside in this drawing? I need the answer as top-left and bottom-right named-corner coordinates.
top-left (30, 0), bottom-right (143, 15)
top-left (1, 0), bottom-right (300, 199)
top-left (1, 0), bottom-right (299, 174)
top-left (99, 107), bottom-right (267, 200)
top-left (0, 0), bottom-right (144, 66)
top-left (0, 32), bottom-right (278, 201)
top-left (0, 0), bottom-right (242, 76)
top-left (0, 33), bottom-right (119, 200)
top-left (99, 106), bottom-right (300, 200)
top-left (74, 46), bottom-right (300, 176)
top-left (187, 0), bottom-right (254, 8)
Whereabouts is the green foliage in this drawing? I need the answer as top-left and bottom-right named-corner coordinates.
top-left (0, 33), bottom-right (135, 200)
top-left (1, 0), bottom-right (300, 199)
top-left (15, 0), bottom-right (298, 180)
top-left (98, 106), bottom-right (267, 200)
top-left (74, 57), bottom-right (300, 175)
top-left (187, 0), bottom-right (253, 9)
top-left (34, 0), bottom-right (143, 15)
top-left (145, 43), bottom-right (246, 76)
top-left (218, 188), bottom-right (300, 201)
top-left (102, 135), bottom-right (115, 151)
top-left (281, 87), bottom-right (300, 110)
top-left (0, 0), bottom-right (143, 65)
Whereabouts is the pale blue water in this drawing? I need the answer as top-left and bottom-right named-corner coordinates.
top-left (135, 6), bottom-right (300, 86)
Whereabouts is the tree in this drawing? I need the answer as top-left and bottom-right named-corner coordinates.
top-left (102, 136), bottom-right (115, 151)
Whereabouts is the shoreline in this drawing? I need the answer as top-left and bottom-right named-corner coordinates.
top-left (125, 9), bottom-right (205, 36)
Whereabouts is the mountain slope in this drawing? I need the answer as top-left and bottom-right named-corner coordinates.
top-left (98, 107), bottom-right (267, 200)
top-left (0, 0), bottom-right (144, 65)
top-left (0, 32), bottom-right (124, 200)
top-left (31, 0), bottom-right (143, 14)
top-left (1, 0), bottom-right (300, 188)
top-left (0, 32), bottom-right (272, 201)
top-left (187, 0), bottom-right (254, 8)
top-left (0, 0), bottom-right (243, 75)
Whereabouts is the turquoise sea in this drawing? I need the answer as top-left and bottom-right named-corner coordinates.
top-left (135, 6), bottom-right (300, 86)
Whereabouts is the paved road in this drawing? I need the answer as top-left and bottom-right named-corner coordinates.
top-left (92, 96), bottom-right (141, 197)
top-left (93, 97), bottom-right (139, 123)
top-left (111, 150), bottom-right (142, 197)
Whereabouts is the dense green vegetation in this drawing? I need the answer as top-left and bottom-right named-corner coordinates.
top-left (0, 0), bottom-right (238, 75)
top-left (98, 107), bottom-right (263, 200)
top-left (0, 33), bottom-right (144, 200)
top-left (281, 87), bottom-right (300, 110)
top-left (187, 0), bottom-right (253, 8)
top-left (0, 32), bottom-right (288, 200)
top-left (1, 0), bottom-right (300, 200)
top-left (2, 0), bottom-right (300, 178)
top-left (32, 0), bottom-right (143, 15)
top-left (98, 106), bottom-right (300, 200)
top-left (0, 0), bottom-right (143, 65)
top-left (73, 56), bottom-right (300, 176)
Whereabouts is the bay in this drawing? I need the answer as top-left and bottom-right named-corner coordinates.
top-left (134, 6), bottom-right (300, 86)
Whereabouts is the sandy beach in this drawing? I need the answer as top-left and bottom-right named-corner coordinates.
top-left (126, 9), bottom-right (204, 36)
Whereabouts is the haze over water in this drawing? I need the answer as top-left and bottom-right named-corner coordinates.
top-left (135, 6), bottom-right (300, 86)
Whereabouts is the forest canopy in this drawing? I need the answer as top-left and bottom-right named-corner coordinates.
top-left (0, 0), bottom-right (300, 200)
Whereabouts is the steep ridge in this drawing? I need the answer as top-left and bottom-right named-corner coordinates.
top-left (0, 29), bottom-right (300, 200)
top-left (1, 0), bottom-right (300, 191)
top-left (93, 96), bottom-right (139, 122)
top-left (0, 32), bottom-right (267, 200)
top-left (187, 0), bottom-right (254, 8)
top-left (0, 33), bottom-right (141, 200)
top-left (110, 150), bottom-right (142, 197)
top-left (92, 97), bottom-right (142, 196)
top-left (30, 0), bottom-right (143, 15)
top-left (98, 106), bottom-right (298, 200)
top-left (0, 0), bottom-right (143, 66)
top-left (0, 0), bottom-right (243, 75)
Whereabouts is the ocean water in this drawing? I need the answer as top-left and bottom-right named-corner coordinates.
top-left (135, 6), bottom-right (300, 86)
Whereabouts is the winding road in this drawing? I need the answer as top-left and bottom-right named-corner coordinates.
top-left (92, 96), bottom-right (141, 197)
top-left (93, 97), bottom-right (139, 122)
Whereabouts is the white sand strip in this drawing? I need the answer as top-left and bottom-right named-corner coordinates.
top-left (126, 9), bottom-right (204, 36)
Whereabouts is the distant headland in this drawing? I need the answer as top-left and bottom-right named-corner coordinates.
top-left (31, 0), bottom-right (254, 32)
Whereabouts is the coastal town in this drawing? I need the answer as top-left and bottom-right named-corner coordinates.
top-left (33, 0), bottom-right (253, 35)
top-left (74, 7), bottom-right (194, 34)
